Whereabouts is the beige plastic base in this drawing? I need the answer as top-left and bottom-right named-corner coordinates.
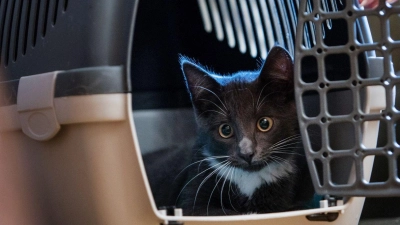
top-left (164, 197), bottom-right (364, 225)
top-left (0, 93), bottom-right (368, 225)
top-left (0, 94), bottom-right (156, 224)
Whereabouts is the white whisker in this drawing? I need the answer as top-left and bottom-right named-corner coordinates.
top-left (269, 156), bottom-right (290, 166)
top-left (197, 109), bottom-right (227, 118)
top-left (228, 167), bottom-right (239, 212)
top-left (268, 157), bottom-right (282, 167)
top-left (269, 141), bottom-right (302, 150)
top-left (207, 163), bottom-right (230, 215)
top-left (193, 161), bottom-right (229, 210)
top-left (175, 155), bottom-right (229, 180)
top-left (271, 145), bottom-right (301, 150)
top-left (194, 86), bottom-right (228, 111)
top-left (269, 134), bottom-right (301, 149)
top-left (220, 165), bottom-right (233, 215)
top-left (256, 83), bottom-right (268, 109)
top-left (198, 98), bottom-right (227, 115)
top-left (270, 151), bottom-right (303, 156)
top-left (271, 134), bottom-right (301, 143)
top-left (198, 156), bottom-right (229, 173)
top-left (175, 159), bottom-right (228, 205)
top-left (244, 88), bottom-right (255, 110)
top-left (255, 81), bottom-right (273, 110)
top-left (256, 92), bottom-right (273, 110)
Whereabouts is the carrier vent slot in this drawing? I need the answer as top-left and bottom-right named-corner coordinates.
top-left (42, 0), bottom-right (50, 37)
top-left (22, 0), bottom-right (32, 55)
top-left (2, 0), bottom-right (16, 66)
top-left (198, 0), bottom-right (344, 58)
top-left (63, 0), bottom-right (68, 11)
top-left (32, 0), bottom-right (41, 47)
top-left (0, 2), bottom-right (9, 65)
top-left (0, 0), bottom-right (68, 67)
top-left (52, 0), bottom-right (59, 25)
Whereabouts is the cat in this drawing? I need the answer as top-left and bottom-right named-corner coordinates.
top-left (172, 46), bottom-right (315, 215)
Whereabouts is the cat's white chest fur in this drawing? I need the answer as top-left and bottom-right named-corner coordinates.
top-left (209, 159), bottom-right (294, 198)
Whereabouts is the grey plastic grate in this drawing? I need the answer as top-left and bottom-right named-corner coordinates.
top-left (295, 0), bottom-right (400, 196)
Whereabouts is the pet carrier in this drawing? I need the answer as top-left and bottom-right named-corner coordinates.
top-left (0, 0), bottom-right (398, 224)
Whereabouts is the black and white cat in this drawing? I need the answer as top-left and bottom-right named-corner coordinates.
top-left (144, 46), bottom-right (314, 216)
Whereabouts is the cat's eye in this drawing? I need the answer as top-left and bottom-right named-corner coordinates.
top-left (219, 124), bottom-right (233, 138)
top-left (257, 117), bottom-right (273, 132)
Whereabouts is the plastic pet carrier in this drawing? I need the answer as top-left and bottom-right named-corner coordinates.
top-left (0, 0), bottom-right (399, 224)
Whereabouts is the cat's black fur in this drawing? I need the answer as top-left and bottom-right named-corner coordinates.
top-left (144, 46), bottom-right (314, 216)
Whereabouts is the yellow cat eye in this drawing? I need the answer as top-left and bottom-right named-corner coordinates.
top-left (257, 117), bottom-right (273, 132)
top-left (219, 123), bottom-right (233, 138)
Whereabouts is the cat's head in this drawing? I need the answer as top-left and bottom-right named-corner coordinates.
top-left (180, 46), bottom-right (298, 171)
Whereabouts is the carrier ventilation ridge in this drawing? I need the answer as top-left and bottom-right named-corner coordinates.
top-left (0, 0), bottom-right (69, 67)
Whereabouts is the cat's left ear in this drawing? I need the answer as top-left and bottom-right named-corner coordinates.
top-left (180, 58), bottom-right (220, 102)
top-left (259, 46), bottom-right (293, 83)
top-left (257, 46), bottom-right (294, 98)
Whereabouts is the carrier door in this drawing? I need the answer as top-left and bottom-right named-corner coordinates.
top-left (295, 0), bottom-right (400, 199)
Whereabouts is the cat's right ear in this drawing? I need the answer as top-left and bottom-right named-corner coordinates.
top-left (180, 58), bottom-right (220, 102)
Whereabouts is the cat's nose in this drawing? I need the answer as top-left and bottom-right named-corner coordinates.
top-left (238, 152), bottom-right (254, 165)
top-left (238, 137), bottom-right (255, 164)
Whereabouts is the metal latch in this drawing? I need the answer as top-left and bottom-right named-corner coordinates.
top-left (306, 196), bottom-right (342, 222)
top-left (17, 72), bottom-right (60, 141)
